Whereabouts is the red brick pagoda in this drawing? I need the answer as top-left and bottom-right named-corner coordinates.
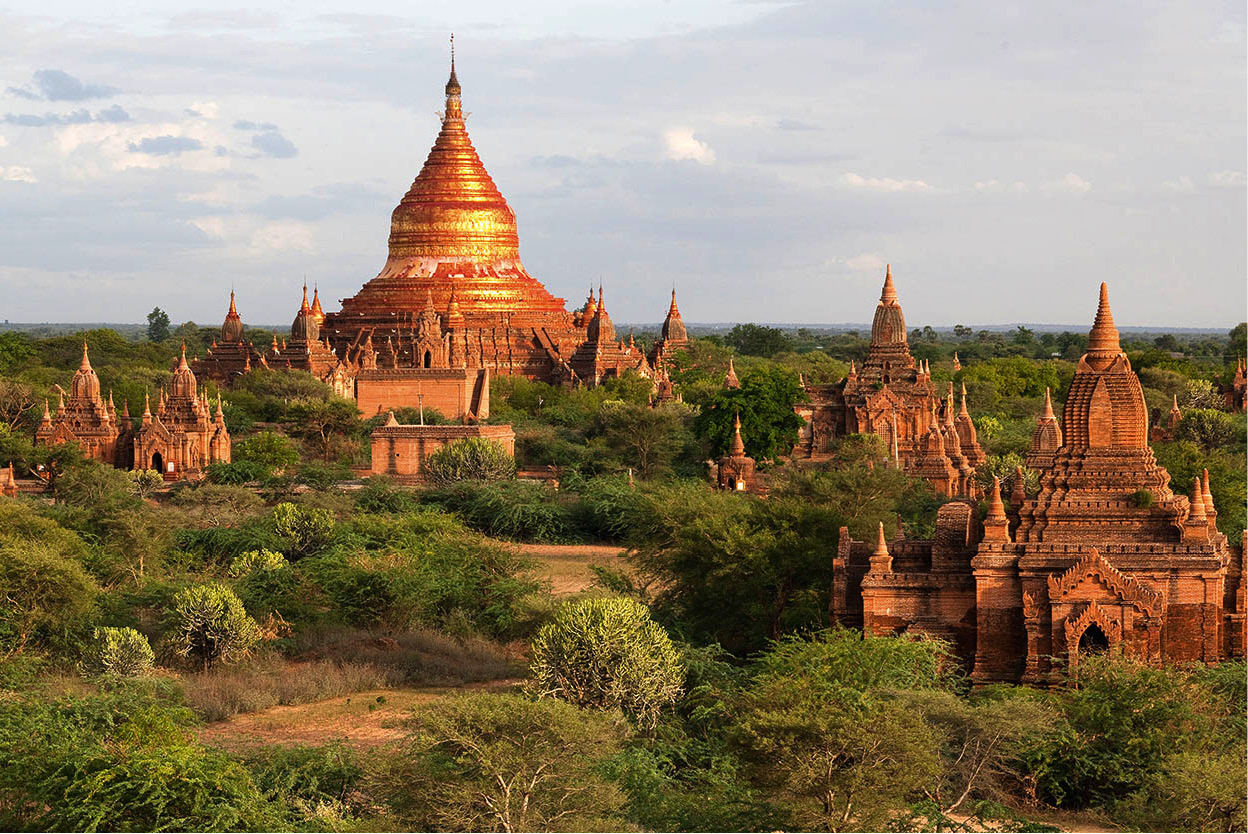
top-left (834, 283), bottom-right (1246, 681)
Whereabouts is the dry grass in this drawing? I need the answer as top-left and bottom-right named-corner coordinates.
top-left (510, 542), bottom-right (630, 595)
top-left (184, 627), bottom-right (522, 722)
top-left (184, 656), bottom-right (396, 722)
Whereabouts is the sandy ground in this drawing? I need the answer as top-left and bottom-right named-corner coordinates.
top-left (198, 679), bottom-right (524, 751)
top-left (506, 542), bottom-right (630, 595)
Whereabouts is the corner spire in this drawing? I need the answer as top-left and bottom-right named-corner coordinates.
top-left (1188, 476), bottom-right (1206, 522)
top-left (874, 521), bottom-right (890, 558)
top-left (1042, 387), bottom-right (1055, 420)
top-left (730, 411), bottom-right (745, 457)
top-left (987, 476), bottom-right (1007, 520)
top-left (959, 382), bottom-right (970, 417)
top-left (1087, 282), bottom-right (1121, 355)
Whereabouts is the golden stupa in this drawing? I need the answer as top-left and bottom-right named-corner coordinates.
top-left (328, 49), bottom-right (569, 327)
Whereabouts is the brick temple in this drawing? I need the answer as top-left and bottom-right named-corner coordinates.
top-left (833, 284), bottom-right (1246, 681)
top-left (794, 266), bottom-right (984, 497)
top-left (192, 57), bottom-right (688, 416)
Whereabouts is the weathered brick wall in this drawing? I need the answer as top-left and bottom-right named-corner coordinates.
top-left (370, 424), bottom-right (515, 481)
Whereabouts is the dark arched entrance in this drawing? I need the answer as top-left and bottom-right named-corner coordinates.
top-left (423, 350), bottom-right (432, 368)
top-left (151, 451), bottom-right (164, 474)
top-left (1078, 624), bottom-right (1110, 656)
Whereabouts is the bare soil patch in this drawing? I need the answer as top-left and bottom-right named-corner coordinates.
top-left (507, 542), bottom-right (630, 594)
top-left (198, 679), bottom-right (523, 751)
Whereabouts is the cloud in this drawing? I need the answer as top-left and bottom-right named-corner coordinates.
top-left (974, 179), bottom-right (1029, 193)
top-left (127, 135), bottom-right (204, 155)
top-left (2, 106), bottom-right (130, 126)
top-left (841, 172), bottom-right (932, 192)
top-left (234, 119), bottom-right (279, 131)
top-left (250, 130), bottom-right (297, 158)
top-left (6, 69), bottom-right (119, 102)
top-left (775, 118), bottom-right (819, 131)
top-left (1043, 173), bottom-right (1093, 193)
top-left (1164, 175), bottom-right (1195, 192)
top-left (1208, 170), bottom-right (1245, 187)
top-left (186, 102), bottom-right (220, 119)
top-left (844, 252), bottom-right (886, 272)
top-left (0, 135), bottom-right (7, 148)
top-left (663, 128), bottom-right (716, 165)
top-left (0, 166), bottom-right (37, 183)
top-left (250, 220), bottom-right (315, 252)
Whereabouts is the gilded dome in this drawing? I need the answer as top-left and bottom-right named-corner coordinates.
top-left (387, 67), bottom-right (520, 262)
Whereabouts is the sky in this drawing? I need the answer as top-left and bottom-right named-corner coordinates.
top-left (0, 0), bottom-right (1244, 328)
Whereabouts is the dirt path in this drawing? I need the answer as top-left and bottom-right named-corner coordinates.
top-left (505, 542), bottom-right (630, 595)
top-left (198, 679), bottom-right (523, 751)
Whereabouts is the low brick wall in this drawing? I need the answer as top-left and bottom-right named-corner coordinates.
top-left (370, 423), bottom-right (514, 482)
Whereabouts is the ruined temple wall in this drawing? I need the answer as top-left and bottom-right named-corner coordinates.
top-left (356, 368), bottom-right (488, 420)
top-left (370, 423), bottom-right (515, 482)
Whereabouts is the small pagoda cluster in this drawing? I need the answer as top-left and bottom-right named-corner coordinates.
top-left (37, 342), bottom-right (231, 478)
top-left (794, 266), bottom-right (985, 497)
top-left (1225, 359), bottom-right (1246, 412)
top-left (834, 284), bottom-right (1245, 682)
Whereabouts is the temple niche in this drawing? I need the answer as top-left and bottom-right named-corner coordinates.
top-left (833, 283), bottom-right (1246, 682)
top-left (133, 345), bottom-right (231, 478)
top-left (794, 266), bottom-right (983, 498)
top-left (36, 342), bottom-right (131, 468)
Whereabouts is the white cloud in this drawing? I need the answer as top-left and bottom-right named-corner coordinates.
top-left (188, 101), bottom-right (220, 119)
top-left (841, 172), bottom-right (932, 192)
top-left (191, 216), bottom-right (226, 239)
top-left (1208, 170), bottom-right (1245, 187)
top-left (1164, 175), bottom-right (1195, 192)
top-left (0, 166), bottom-right (37, 183)
top-left (250, 220), bottom-right (315, 253)
top-left (1042, 173), bottom-right (1093, 194)
top-left (844, 252), bottom-right (886, 273)
top-left (0, 135), bottom-right (8, 148)
top-left (663, 128), bottom-right (716, 165)
top-left (974, 179), bottom-right (1029, 193)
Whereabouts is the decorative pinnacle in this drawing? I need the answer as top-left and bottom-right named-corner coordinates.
top-left (1042, 387), bottom-right (1055, 420)
top-left (300, 284), bottom-right (310, 312)
top-left (228, 290), bottom-right (238, 316)
top-left (42, 398), bottom-right (50, 420)
top-left (1189, 477), bottom-right (1206, 521)
top-left (1170, 394), bottom-right (1181, 414)
top-left (730, 411), bottom-right (746, 456)
top-left (874, 521), bottom-right (890, 558)
top-left (178, 342), bottom-right (189, 369)
top-left (880, 264), bottom-right (898, 304)
top-left (80, 341), bottom-right (92, 371)
top-left (959, 382), bottom-right (969, 416)
top-left (1087, 281), bottom-right (1121, 355)
top-left (1202, 469), bottom-right (1216, 514)
top-left (987, 476), bottom-right (1007, 520)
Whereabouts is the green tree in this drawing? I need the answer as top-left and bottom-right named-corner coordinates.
top-left (272, 501), bottom-right (335, 558)
top-left (1225, 322), bottom-right (1246, 365)
top-left (233, 431), bottom-right (301, 473)
top-left (594, 400), bottom-right (693, 479)
top-left (283, 398), bottom-right (360, 462)
top-left (146, 307), bottom-right (171, 342)
top-left (1174, 408), bottom-right (1241, 450)
top-left (374, 693), bottom-right (629, 832)
top-left (693, 366), bottom-right (807, 460)
top-left (530, 597), bottom-right (684, 727)
top-left (83, 626), bottom-right (155, 677)
top-left (735, 630), bottom-right (954, 832)
top-left (724, 323), bottom-right (794, 357)
top-left (169, 583), bottom-right (261, 671)
top-left (422, 437), bottom-right (517, 486)
top-left (0, 539), bottom-right (97, 657)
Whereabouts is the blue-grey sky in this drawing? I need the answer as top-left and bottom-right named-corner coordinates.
top-left (0, 0), bottom-right (1244, 327)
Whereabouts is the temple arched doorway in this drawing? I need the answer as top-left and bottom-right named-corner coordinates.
top-left (151, 451), bottom-right (164, 474)
top-left (1078, 623), bottom-right (1110, 656)
top-left (423, 350), bottom-right (432, 368)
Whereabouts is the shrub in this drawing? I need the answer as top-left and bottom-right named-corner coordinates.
top-left (0, 696), bottom-right (281, 831)
top-left (169, 584), bottom-right (261, 671)
top-left (531, 597), bottom-right (684, 727)
top-left (427, 480), bottom-right (575, 542)
top-left (84, 626), bottom-right (155, 677)
top-left (273, 501), bottom-right (335, 558)
top-left (128, 469), bottom-right (164, 498)
top-left (354, 476), bottom-right (419, 514)
top-left (422, 436), bottom-right (516, 486)
top-left (0, 539), bottom-right (97, 656)
top-left (204, 459), bottom-right (270, 485)
top-left (228, 548), bottom-right (289, 578)
top-left (234, 431), bottom-right (300, 472)
top-left (373, 693), bottom-right (629, 832)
